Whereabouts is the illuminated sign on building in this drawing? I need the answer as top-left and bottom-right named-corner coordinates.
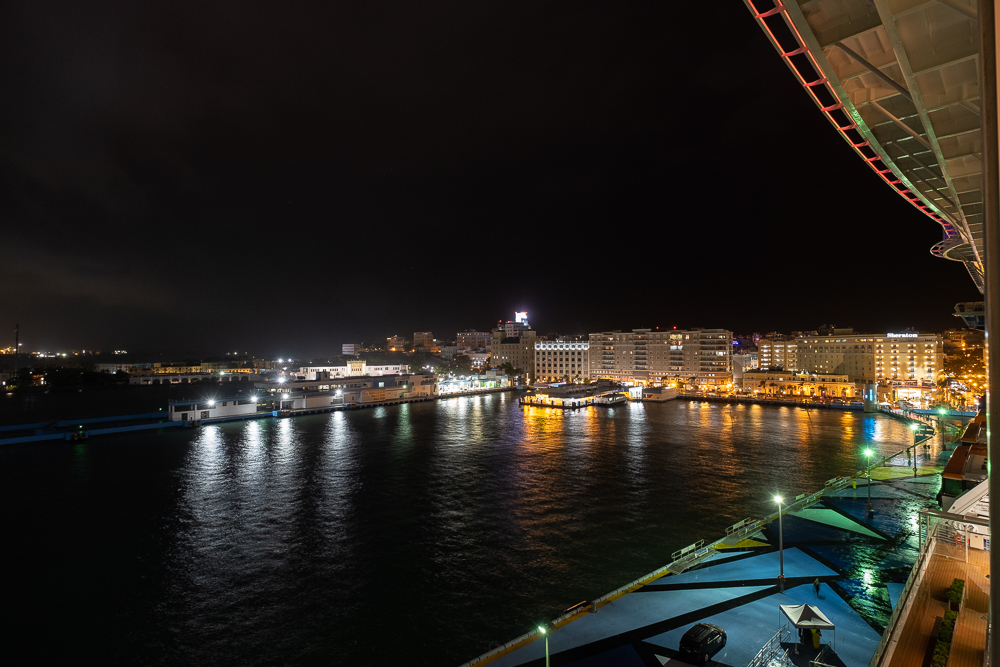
top-left (886, 333), bottom-right (918, 338)
top-left (515, 311), bottom-right (528, 323)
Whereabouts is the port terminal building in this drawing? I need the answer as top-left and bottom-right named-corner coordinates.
top-left (296, 360), bottom-right (409, 379)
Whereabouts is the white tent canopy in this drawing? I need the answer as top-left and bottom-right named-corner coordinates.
top-left (780, 604), bottom-right (835, 630)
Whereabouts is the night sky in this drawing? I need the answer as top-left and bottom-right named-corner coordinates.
top-left (1, 1), bottom-right (982, 357)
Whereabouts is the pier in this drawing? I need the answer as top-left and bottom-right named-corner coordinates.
top-left (677, 393), bottom-right (864, 411)
top-left (0, 386), bottom-right (517, 446)
top-left (458, 447), bottom-right (958, 667)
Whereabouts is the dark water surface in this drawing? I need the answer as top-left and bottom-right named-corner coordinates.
top-left (3, 394), bottom-right (930, 665)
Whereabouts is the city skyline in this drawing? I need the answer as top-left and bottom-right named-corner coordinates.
top-left (0, 317), bottom-right (971, 361)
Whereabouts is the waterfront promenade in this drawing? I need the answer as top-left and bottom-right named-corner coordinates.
top-left (0, 386), bottom-right (516, 446)
top-left (461, 461), bottom-right (952, 667)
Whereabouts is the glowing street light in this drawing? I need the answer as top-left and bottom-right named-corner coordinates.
top-left (537, 626), bottom-right (549, 667)
top-left (774, 495), bottom-right (785, 593)
top-left (863, 448), bottom-right (874, 514)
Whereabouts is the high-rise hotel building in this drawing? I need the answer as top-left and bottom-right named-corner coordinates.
top-left (534, 339), bottom-right (590, 383)
top-left (756, 337), bottom-right (797, 370)
top-left (491, 313), bottom-right (536, 380)
top-left (587, 328), bottom-right (733, 386)
top-left (795, 332), bottom-right (943, 383)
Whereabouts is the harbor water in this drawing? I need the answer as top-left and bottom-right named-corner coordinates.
top-left (2, 393), bottom-right (939, 665)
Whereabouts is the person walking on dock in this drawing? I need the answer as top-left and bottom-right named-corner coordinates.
top-left (813, 578), bottom-right (820, 598)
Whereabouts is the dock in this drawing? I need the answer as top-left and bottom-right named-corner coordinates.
top-left (676, 394), bottom-right (864, 411)
top-left (0, 387), bottom-right (517, 446)
top-left (458, 451), bottom-right (957, 667)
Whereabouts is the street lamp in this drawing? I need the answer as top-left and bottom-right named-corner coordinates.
top-left (863, 448), bottom-right (874, 514)
top-left (537, 626), bottom-right (549, 667)
top-left (774, 495), bottom-right (785, 593)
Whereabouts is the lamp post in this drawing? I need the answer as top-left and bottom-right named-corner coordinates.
top-left (774, 495), bottom-right (785, 593)
top-left (863, 448), bottom-right (874, 514)
top-left (537, 626), bottom-right (549, 667)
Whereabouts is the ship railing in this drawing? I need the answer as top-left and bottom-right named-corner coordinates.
top-left (811, 645), bottom-right (835, 667)
top-left (868, 510), bottom-right (990, 667)
top-left (670, 540), bottom-right (705, 562)
top-left (866, 517), bottom-right (939, 667)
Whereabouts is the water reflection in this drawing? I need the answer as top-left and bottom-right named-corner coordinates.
top-left (4, 399), bottom-right (938, 667)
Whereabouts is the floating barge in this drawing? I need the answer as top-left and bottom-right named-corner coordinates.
top-left (520, 381), bottom-right (628, 409)
top-left (520, 382), bottom-right (676, 409)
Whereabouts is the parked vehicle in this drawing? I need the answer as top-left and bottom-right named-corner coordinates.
top-left (678, 623), bottom-right (726, 664)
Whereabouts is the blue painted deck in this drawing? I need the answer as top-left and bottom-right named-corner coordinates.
top-left (484, 474), bottom-right (939, 667)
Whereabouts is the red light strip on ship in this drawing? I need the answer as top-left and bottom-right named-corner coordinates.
top-left (746, 0), bottom-right (960, 256)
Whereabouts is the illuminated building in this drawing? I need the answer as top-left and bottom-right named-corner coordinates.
top-left (732, 353), bottom-right (758, 383)
top-left (742, 370), bottom-right (855, 398)
top-left (130, 373), bottom-right (251, 385)
top-left (795, 332), bottom-right (943, 383)
top-left (534, 339), bottom-right (590, 383)
top-left (168, 398), bottom-right (258, 422)
top-left (489, 312), bottom-right (537, 380)
top-left (456, 330), bottom-right (491, 349)
top-left (386, 335), bottom-right (408, 352)
top-left (299, 360), bottom-right (409, 379)
top-left (498, 312), bottom-right (531, 337)
top-left (587, 328), bottom-right (733, 387)
top-left (413, 332), bottom-right (434, 348)
top-left (490, 328), bottom-right (536, 380)
top-left (94, 363), bottom-right (136, 373)
top-left (342, 343), bottom-right (361, 356)
top-left (458, 348), bottom-right (490, 368)
top-left (641, 386), bottom-right (678, 402)
top-left (756, 337), bottom-right (797, 370)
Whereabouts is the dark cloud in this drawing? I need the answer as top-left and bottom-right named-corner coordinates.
top-left (0, 1), bottom-right (979, 355)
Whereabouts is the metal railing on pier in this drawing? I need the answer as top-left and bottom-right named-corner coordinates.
top-left (746, 624), bottom-right (792, 667)
top-left (457, 453), bottom-right (938, 667)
